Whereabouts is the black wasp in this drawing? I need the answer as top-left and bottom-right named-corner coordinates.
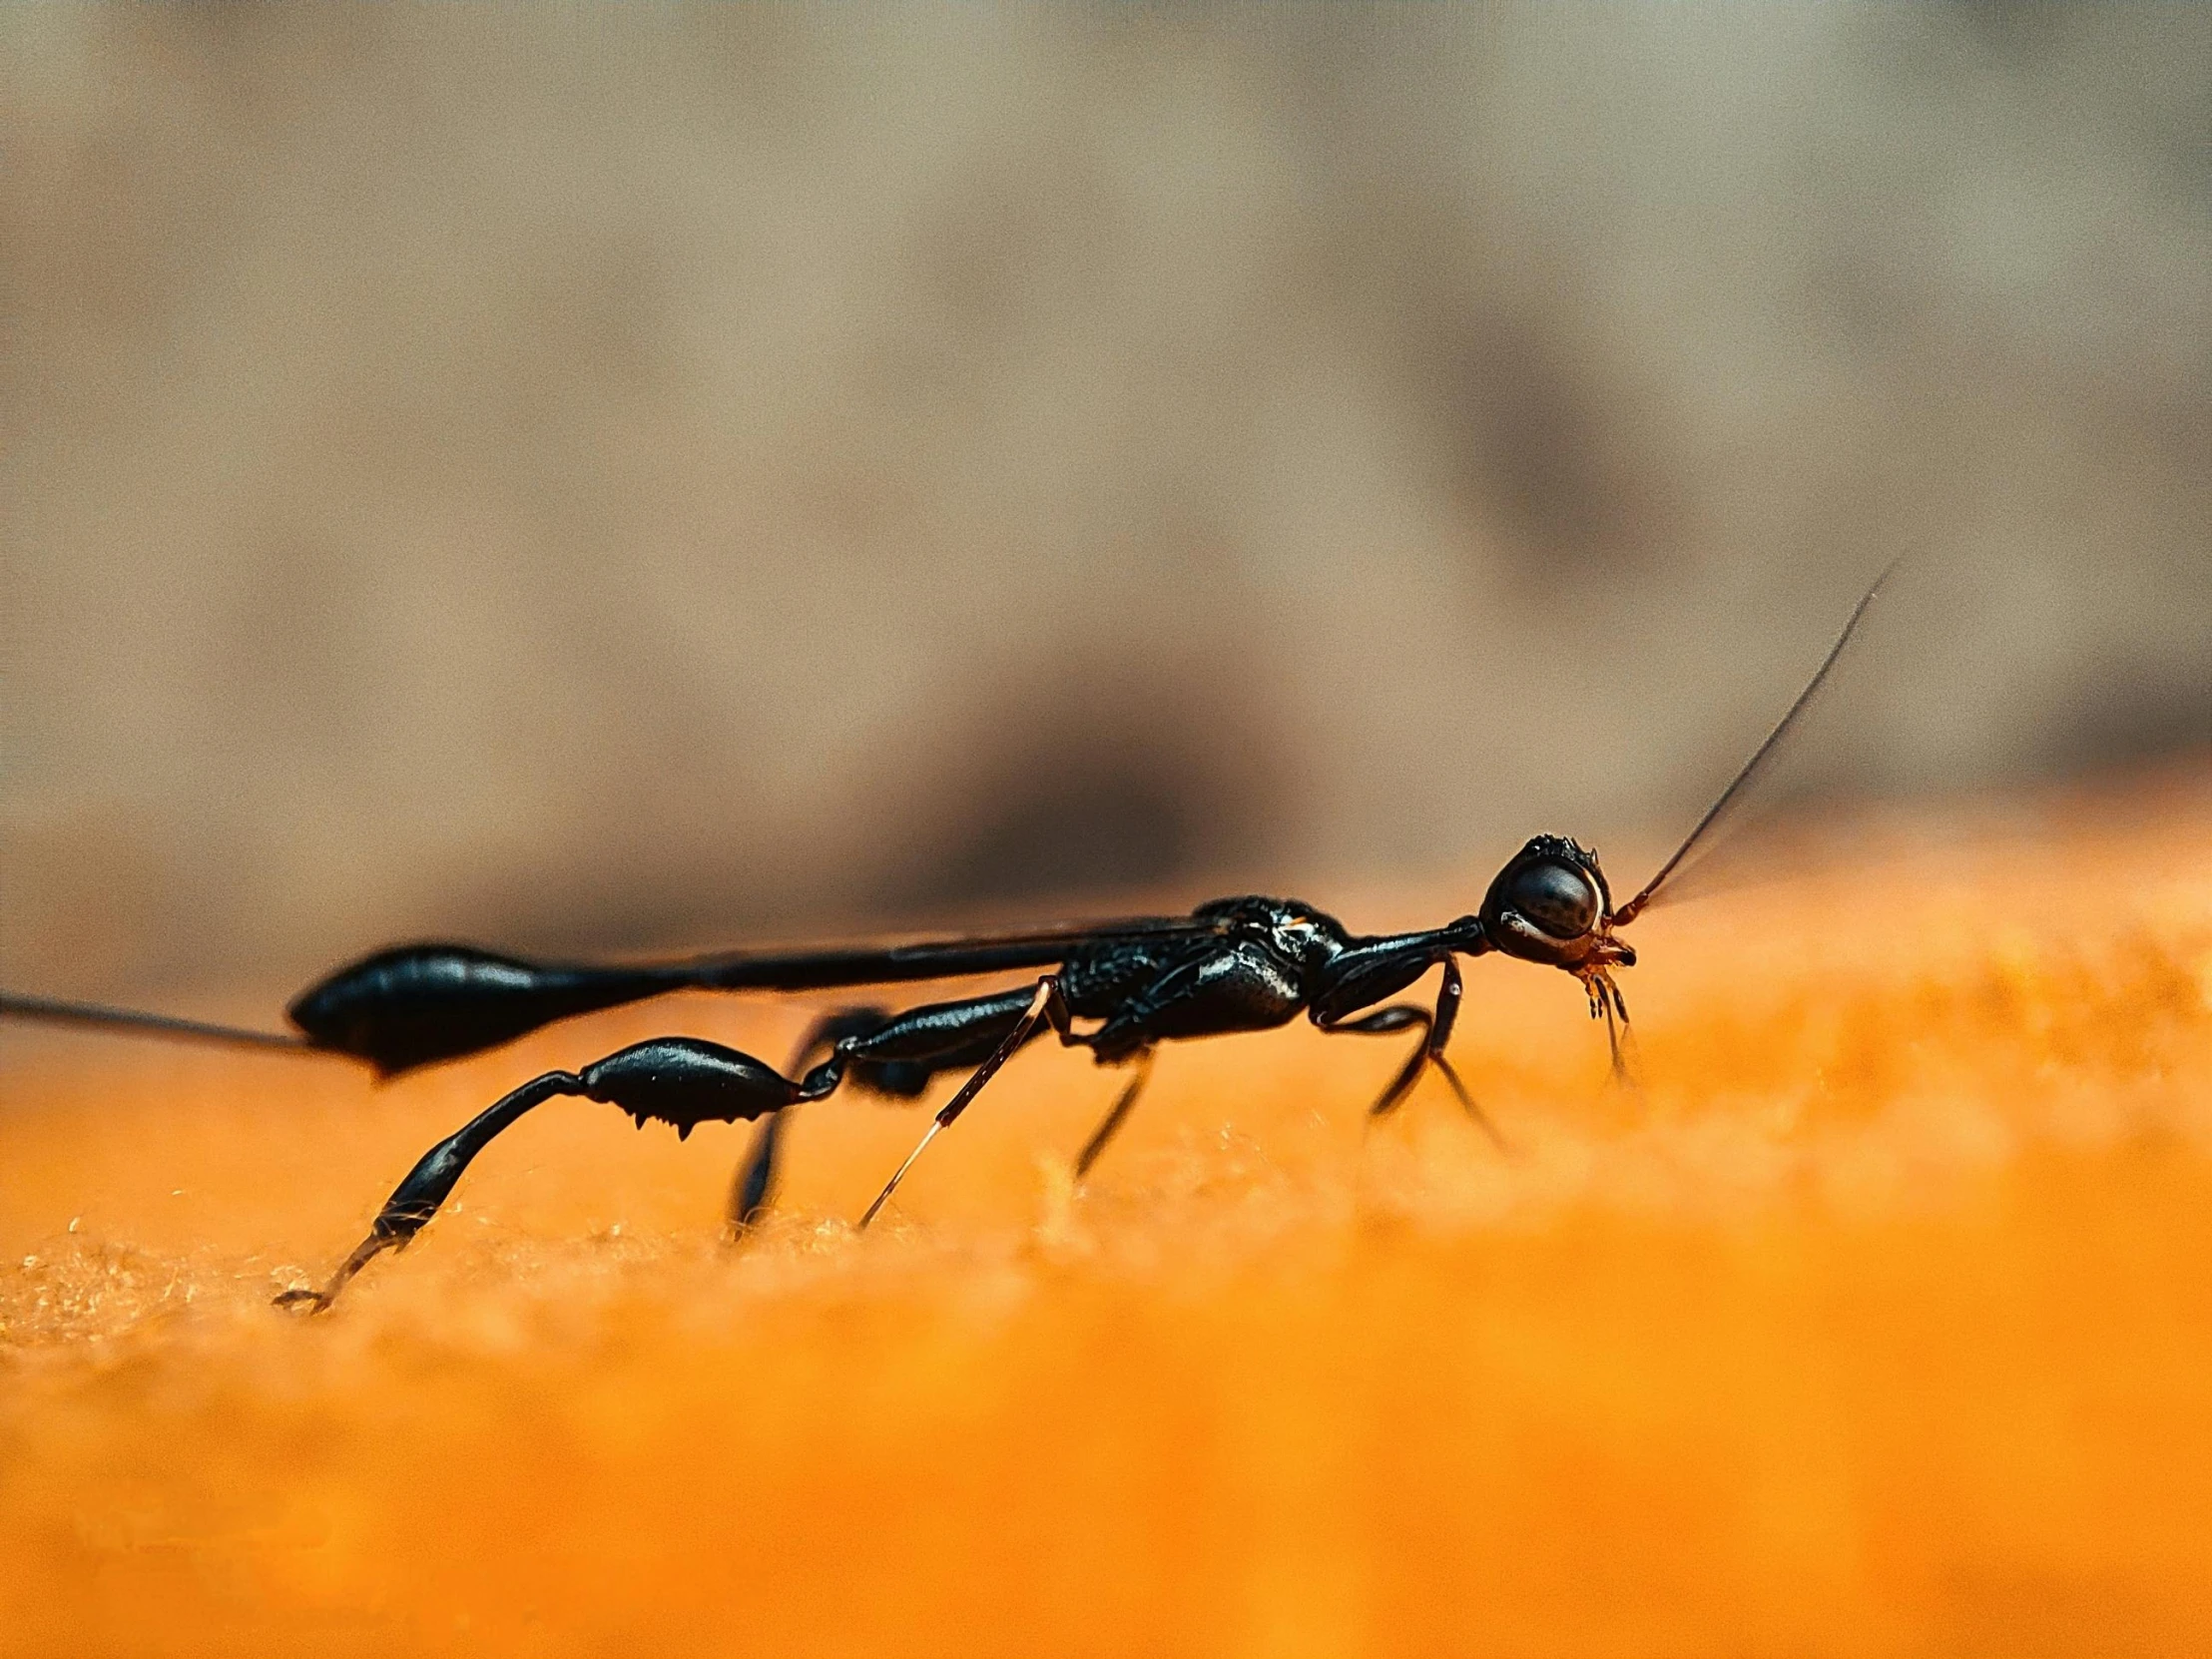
top-left (1, 569), bottom-right (1893, 1311)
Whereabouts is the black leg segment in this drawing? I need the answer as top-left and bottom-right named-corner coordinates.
top-left (728, 1007), bottom-right (900, 1237)
top-left (855, 976), bottom-right (1076, 1231)
top-left (1319, 960), bottom-right (1503, 1149)
top-left (277, 1035), bottom-right (832, 1312)
top-left (736, 982), bottom-right (1083, 1238)
top-left (1073, 1052), bottom-right (1155, 1182)
top-left (1323, 1001), bottom-right (1439, 1118)
top-left (730, 1107), bottom-right (793, 1236)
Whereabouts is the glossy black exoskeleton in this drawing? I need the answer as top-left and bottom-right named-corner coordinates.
top-left (2, 568), bottom-right (1894, 1310)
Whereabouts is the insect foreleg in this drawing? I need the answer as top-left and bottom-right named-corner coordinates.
top-left (1321, 1003), bottom-right (1437, 1117)
top-left (276, 1036), bottom-right (834, 1313)
top-left (1319, 959), bottom-right (1503, 1149)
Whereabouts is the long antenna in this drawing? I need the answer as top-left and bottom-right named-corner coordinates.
top-left (0, 992), bottom-right (316, 1054)
top-left (1611, 558), bottom-right (1901, 927)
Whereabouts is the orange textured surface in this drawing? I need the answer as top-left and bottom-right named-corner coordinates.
top-left (4, 785), bottom-right (2211, 1657)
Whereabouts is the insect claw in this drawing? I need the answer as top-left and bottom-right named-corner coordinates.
top-left (1592, 973), bottom-right (1637, 1086)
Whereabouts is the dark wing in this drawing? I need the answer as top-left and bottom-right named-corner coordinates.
top-left (680, 913), bottom-right (1231, 992)
top-left (1610, 558), bottom-right (1901, 927)
top-left (0, 913), bottom-right (1232, 1075)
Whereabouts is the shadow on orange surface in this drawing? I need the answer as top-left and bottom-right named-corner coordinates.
top-left (3, 779), bottom-right (2210, 1657)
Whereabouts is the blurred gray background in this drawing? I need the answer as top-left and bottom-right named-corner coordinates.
top-left (4, 6), bottom-right (2207, 1000)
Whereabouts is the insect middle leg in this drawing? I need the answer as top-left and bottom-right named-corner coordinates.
top-left (1072, 1050), bottom-right (1155, 1182)
top-left (728, 1007), bottom-right (916, 1236)
top-left (738, 974), bottom-right (1100, 1234)
top-left (855, 976), bottom-right (1081, 1230)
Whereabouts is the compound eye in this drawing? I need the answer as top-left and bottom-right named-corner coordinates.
top-left (1507, 859), bottom-right (1599, 939)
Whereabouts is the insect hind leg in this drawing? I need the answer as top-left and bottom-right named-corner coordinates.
top-left (278, 1035), bottom-right (831, 1313)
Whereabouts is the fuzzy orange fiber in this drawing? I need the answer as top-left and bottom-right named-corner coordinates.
top-left (3, 782), bottom-right (2209, 1658)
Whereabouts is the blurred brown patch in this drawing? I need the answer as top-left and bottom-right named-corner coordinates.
top-left (872, 660), bottom-right (1291, 916)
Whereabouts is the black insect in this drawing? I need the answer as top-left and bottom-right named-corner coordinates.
top-left (2, 569), bottom-right (1893, 1311)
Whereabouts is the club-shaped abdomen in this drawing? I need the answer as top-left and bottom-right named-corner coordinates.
top-left (286, 944), bottom-right (676, 1075)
